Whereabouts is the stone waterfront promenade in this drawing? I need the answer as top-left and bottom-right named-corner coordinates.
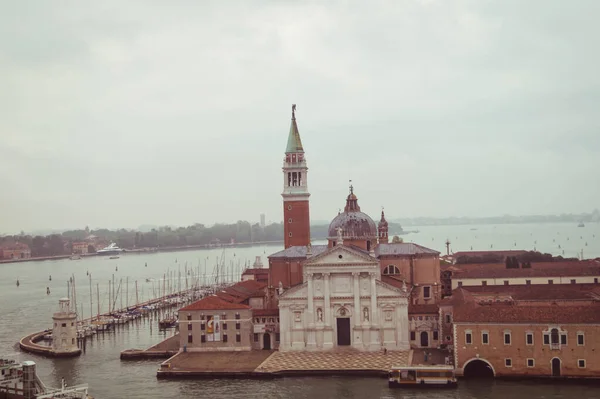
top-left (157, 349), bottom-right (411, 378)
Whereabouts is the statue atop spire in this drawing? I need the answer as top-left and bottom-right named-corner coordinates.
top-left (292, 104), bottom-right (297, 120)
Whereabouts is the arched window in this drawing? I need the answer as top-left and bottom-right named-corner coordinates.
top-left (383, 265), bottom-right (401, 275)
top-left (551, 328), bottom-right (559, 344)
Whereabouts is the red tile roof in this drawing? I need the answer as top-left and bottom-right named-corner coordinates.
top-left (214, 280), bottom-right (266, 304)
top-left (453, 302), bottom-right (600, 324)
top-left (179, 295), bottom-right (251, 311)
top-left (456, 283), bottom-right (600, 301)
top-left (242, 268), bottom-right (269, 275)
top-left (453, 250), bottom-right (528, 258)
top-left (252, 309), bottom-right (280, 316)
top-left (408, 304), bottom-right (439, 314)
top-left (450, 260), bottom-right (600, 279)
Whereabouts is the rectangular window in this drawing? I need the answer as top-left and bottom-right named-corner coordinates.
top-left (423, 286), bottom-right (431, 299)
top-left (236, 322), bottom-right (241, 330)
top-left (561, 334), bottom-right (567, 345)
top-left (410, 331), bottom-right (416, 341)
top-left (433, 331), bottom-right (439, 340)
top-left (201, 323), bottom-right (205, 331)
top-left (504, 280), bottom-right (509, 286)
top-left (62, 323), bottom-right (67, 327)
top-left (235, 313), bottom-right (240, 320)
top-left (276, 333), bottom-right (280, 342)
top-left (445, 314), bottom-right (451, 323)
top-left (504, 332), bottom-right (511, 345)
top-left (458, 282), bottom-right (463, 287)
top-left (223, 334), bottom-right (228, 343)
top-left (465, 332), bottom-right (472, 344)
top-left (223, 323), bottom-right (227, 331)
top-left (595, 278), bottom-right (598, 284)
top-left (481, 281), bottom-right (487, 286)
top-left (187, 323), bottom-right (192, 331)
top-left (254, 333), bottom-right (259, 342)
top-left (543, 334), bottom-right (550, 345)
top-left (571, 279), bottom-right (576, 284)
top-left (187, 314), bottom-right (192, 321)
top-left (548, 279), bottom-right (554, 284)
top-left (577, 333), bottom-right (585, 346)
top-left (578, 359), bottom-right (586, 368)
top-left (188, 334), bottom-right (193, 344)
top-left (526, 332), bottom-right (533, 345)
top-left (201, 315), bottom-right (205, 320)
top-left (505, 358), bottom-right (512, 367)
top-left (201, 334), bottom-right (206, 343)
top-left (526, 280), bottom-right (531, 285)
top-left (236, 333), bottom-right (241, 343)
top-left (527, 358), bottom-right (534, 367)
top-left (482, 332), bottom-right (489, 345)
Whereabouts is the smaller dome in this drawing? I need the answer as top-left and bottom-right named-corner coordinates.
top-left (327, 186), bottom-right (377, 240)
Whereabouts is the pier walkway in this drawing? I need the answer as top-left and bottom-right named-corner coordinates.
top-left (121, 333), bottom-right (180, 359)
top-left (157, 349), bottom-right (410, 378)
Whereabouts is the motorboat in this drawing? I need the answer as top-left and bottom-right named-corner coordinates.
top-left (96, 243), bottom-right (125, 256)
top-left (388, 365), bottom-right (457, 388)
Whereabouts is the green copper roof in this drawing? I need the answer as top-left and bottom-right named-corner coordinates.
top-left (285, 117), bottom-right (304, 153)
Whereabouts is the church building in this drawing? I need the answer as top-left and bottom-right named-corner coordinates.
top-left (269, 105), bottom-right (442, 352)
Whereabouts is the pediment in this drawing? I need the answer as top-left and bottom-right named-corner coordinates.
top-left (279, 282), bottom-right (307, 300)
top-left (377, 280), bottom-right (409, 298)
top-left (304, 245), bottom-right (378, 267)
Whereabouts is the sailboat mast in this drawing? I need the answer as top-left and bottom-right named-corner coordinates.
top-left (89, 273), bottom-right (93, 323)
top-left (96, 283), bottom-right (100, 320)
top-left (126, 277), bottom-right (129, 309)
top-left (135, 280), bottom-right (139, 307)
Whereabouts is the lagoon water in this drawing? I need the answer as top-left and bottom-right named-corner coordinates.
top-left (1, 222), bottom-right (599, 398)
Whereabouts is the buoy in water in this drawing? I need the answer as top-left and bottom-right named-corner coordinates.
top-left (49, 275), bottom-right (52, 281)
top-left (16, 279), bottom-right (20, 287)
top-left (145, 262), bottom-right (147, 267)
top-left (47, 287), bottom-right (50, 295)
top-left (115, 266), bottom-right (118, 272)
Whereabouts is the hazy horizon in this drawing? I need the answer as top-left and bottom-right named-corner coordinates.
top-left (2, 1), bottom-right (599, 233)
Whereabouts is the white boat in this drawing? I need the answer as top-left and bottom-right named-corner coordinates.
top-left (70, 254), bottom-right (82, 260)
top-left (96, 243), bottom-right (125, 256)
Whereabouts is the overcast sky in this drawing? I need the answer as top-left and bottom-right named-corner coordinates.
top-left (1, 0), bottom-right (599, 233)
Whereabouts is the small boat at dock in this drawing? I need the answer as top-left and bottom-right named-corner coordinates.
top-left (388, 365), bottom-right (457, 388)
top-left (158, 313), bottom-right (178, 329)
top-left (70, 254), bottom-right (82, 260)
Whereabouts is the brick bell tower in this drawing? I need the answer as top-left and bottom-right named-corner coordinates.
top-left (282, 104), bottom-right (311, 248)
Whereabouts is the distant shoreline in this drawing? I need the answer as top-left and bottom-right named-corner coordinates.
top-left (0, 240), bottom-right (287, 265)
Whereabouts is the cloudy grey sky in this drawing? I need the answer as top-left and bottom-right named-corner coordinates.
top-left (1, 0), bottom-right (599, 233)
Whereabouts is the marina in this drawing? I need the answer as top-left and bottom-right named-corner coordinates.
top-left (1, 225), bottom-right (599, 398)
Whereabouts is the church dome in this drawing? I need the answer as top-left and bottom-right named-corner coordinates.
top-left (328, 186), bottom-right (377, 240)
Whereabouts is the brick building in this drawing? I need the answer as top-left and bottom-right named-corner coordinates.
top-left (444, 284), bottom-right (600, 378)
top-left (178, 296), bottom-right (253, 352)
top-left (1, 242), bottom-right (31, 260)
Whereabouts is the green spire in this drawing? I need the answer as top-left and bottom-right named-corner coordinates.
top-left (285, 104), bottom-right (304, 153)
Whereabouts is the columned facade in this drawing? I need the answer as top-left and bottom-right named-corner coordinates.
top-left (278, 245), bottom-right (410, 352)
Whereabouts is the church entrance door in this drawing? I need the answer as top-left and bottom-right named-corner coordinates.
top-left (263, 333), bottom-right (271, 350)
top-left (420, 331), bottom-right (429, 347)
top-left (337, 318), bottom-right (351, 346)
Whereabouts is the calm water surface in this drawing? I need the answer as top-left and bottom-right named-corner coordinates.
top-left (1, 223), bottom-right (599, 398)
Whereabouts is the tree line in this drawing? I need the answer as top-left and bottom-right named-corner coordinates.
top-left (2, 220), bottom-right (403, 256)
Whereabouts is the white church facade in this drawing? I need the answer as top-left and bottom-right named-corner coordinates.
top-left (278, 244), bottom-right (411, 352)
